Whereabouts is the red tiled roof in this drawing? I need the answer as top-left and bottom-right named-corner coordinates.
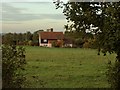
top-left (39, 32), bottom-right (64, 39)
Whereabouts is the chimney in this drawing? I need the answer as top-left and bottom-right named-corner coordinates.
top-left (51, 28), bottom-right (53, 32)
top-left (47, 28), bottom-right (53, 32)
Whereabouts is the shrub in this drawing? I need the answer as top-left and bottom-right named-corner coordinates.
top-left (56, 40), bottom-right (63, 47)
top-left (83, 41), bottom-right (89, 48)
top-left (52, 41), bottom-right (56, 47)
top-left (75, 38), bottom-right (84, 48)
top-left (106, 60), bottom-right (120, 89)
top-left (52, 40), bottom-right (63, 47)
top-left (2, 45), bottom-right (26, 88)
top-left (28, 40), bottom-right (33, 46)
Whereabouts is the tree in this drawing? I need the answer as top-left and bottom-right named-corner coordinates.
top-left (54, 1), bottom-right (120, 88)
top-left (26, 31), bottom-right (32, 41)
top-left (32, 30), bottom-right (41, 46)
top-left (2, 33), bottom-right (14, 45)
top-left (100, 2), bottom-right (120, 88)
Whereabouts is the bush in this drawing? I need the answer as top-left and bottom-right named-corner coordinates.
top-left (2, 45), bottom-right (26, 88)
top-left (52, 40), bottom-right (63, 47)
top-left (75, 38), bottom-right (84, 48)
top-left (52, 41), bottom-right (56, 47)
top-left (32, 41), bottom-right (39, 46)
top-left (106, 60), bottom-right (120, 89)
top-left (83, 41), bottom-right (89, 48)
top-left (56, 40), bottom-right (63, 47)
top-left (28, 40), bottom-right (33, 46)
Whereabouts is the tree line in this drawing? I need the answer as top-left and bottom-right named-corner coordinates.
top-left (2, 30), bottom-right (43, 46)
top-left (2, 29), bottom-right (98, 48)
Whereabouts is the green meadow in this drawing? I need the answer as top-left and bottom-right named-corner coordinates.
top-left (22, 46), bottom-right (116, 88)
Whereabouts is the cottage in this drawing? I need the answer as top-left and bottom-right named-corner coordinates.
top-left (38, 29), bottom-right (64, 47)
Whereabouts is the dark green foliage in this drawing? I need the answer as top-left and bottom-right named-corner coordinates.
top-left (75, 38), bottom-right (84, 48)
top-left (32, 31), bottom-right (39, 46)
top-left (26, 31), bottom-right (33, 41)
top-left (97, 2), bottom-right (120, 55)
top-left (2, 45), bottom-right (26, 88)
top-left (2, 33), bottom-right (14, 45)
top-left (107, 52), bottom-right (120, 89)
top-left (2, 30), bottom-right (40, 46)
top-left (106, 59), bottom-right (120, 89)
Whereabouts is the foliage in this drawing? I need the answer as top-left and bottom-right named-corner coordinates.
top-left (54, 1), bottom-right (120, 54)
top-left (83, 41), bottom-right (89, 48)
top-left (56, 40), bottom-right (63, 47)
top-left (54, 1), bottom-right (120, 88)
top-left (106, 60), bottom-right (120, 88)
top-left (52, 41), bottom-right (57, 47)
top-left (52, 40), bottom-right (63, 47)
top-left (28, 40), bottom-right (33, 46)
top-left (2, 33), bottom-right (14, 45)
top-left (32, 31), bottom-right (39, 46)
top-left (74, 38), bottom-right (84, 48)
top-left (26, 31), bottom-right (33, 41)
top-left (96, 3), bottom-right (120, 88)
top-left (96, 2), bottom-right (120, 55)
top-left (64, 30), bottom-right (94, 48)
top-left (2, 45), bottom-right (26, 88)
top-left (2, 30), bottom-right (40, 46)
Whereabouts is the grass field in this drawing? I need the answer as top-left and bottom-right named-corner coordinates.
top-left (22, 46), bottom-right (116, 88)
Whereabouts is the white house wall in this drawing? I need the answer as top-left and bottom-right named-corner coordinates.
top-left (40, 43), bottom-right (52, 47)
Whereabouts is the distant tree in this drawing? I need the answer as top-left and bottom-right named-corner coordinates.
top-left (2, 33), bottom-right (14, 45)
top-left (26, 31), bottom-right (32, 41)
top-left (13, 33), bottom-right (18, 42)
top-left (32, 30), bottom-right (41, 46)
top-left (37, 30), bottom-right (44, 32)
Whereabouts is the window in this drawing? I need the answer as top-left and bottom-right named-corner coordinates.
top-left (43, 39), bottom-right (47, 42)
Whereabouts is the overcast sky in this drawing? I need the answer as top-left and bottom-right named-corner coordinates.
top-left (1, 0), bottom-right (68, 33)
top-left (1, 0), bottom-right (118, 33)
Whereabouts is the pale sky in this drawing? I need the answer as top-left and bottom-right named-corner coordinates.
top-left (1, 0), bottom-right (68, 33)
top-left (1, 0), bottom-right (118, 33)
